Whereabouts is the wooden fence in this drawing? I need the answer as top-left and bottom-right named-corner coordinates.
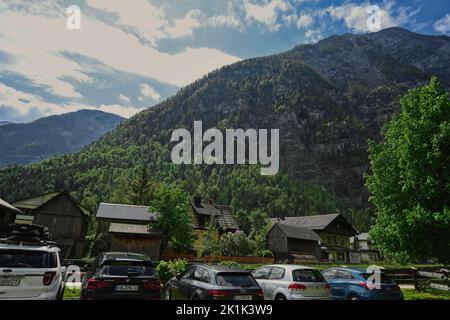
top-left (384, 267), bottom-right (449, 291)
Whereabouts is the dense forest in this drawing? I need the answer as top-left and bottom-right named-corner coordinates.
top-left (1, 27), bottom-right (449, 233)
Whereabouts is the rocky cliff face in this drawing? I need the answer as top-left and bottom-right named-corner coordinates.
top-left (0, 27), bottom-right (449, 215)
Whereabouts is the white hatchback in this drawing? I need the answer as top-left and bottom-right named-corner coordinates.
top-left (0, 243), bottom-right (66, 300)
top-left (252, 264), bottom-right (331, 300)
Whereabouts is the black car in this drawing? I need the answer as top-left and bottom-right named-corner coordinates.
top-left (166, 264), bottom-right (264, 300)
top-left (80, 252), bottom-right (160, 300)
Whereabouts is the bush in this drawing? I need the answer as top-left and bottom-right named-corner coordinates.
top-left (219, 261), bottom-right (242, 268)
top-left (220, 231), bottom-right (256, 256)
top-left (155, 259), bottom-right (188, 286)
top-left (257, 249), bottom-right (274, 258)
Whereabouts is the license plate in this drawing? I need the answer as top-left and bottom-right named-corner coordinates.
top-left (0, 278), bottom-right (21, 286)
top-left (115, 284), bottom-right (139, 292)
top-left (234, 295), bottom-right (252, 300)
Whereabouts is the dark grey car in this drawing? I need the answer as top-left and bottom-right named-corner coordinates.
top-left (166, 265), bottom-right (264, 300)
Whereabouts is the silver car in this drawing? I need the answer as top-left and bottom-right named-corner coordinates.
top-left (252, 265), bottom-right (330, 300)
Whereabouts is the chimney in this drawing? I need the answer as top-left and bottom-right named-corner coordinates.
top-left (193, 196), bottom-right (202, 207)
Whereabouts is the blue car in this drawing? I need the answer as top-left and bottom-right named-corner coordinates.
top-left (322, 267), bottom-right (404, 300)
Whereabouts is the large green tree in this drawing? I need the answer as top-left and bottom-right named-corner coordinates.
top-left (366, 77), bottom-right (450, 263)
top-left (150, 183), bottom-right (194, 252)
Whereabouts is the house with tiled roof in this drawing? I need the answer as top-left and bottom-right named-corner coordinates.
top-left (269, 213), bottom-right (358, 263)
top-left (191, 196), bottom-right (240, 257)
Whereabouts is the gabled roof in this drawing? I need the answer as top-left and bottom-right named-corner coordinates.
top-left (13, 191), bottom-right (89, 216)
top-left (272, 222), bottom-right (321, 241)
top-left (97, 203), bottom-right (158, 222)
top-left (191, 201), bottom-right (220, 216)
top-left (215, 205), bottom-right (239, 231)
top-left (13, 192), bottom-right (60, 210)
top-left (0, 198), bottom-right (23, 214)
top-left (270, 214), bottom-right (341, 230)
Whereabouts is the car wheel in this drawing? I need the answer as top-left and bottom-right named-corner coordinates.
top-left (57, 285), bottom-right (65, 300)
top-left (192, 294), bottom-right (200, 300)
top-left (275, 294), bottom-right (287, 300)
top-left (348, 294), bottom-right (360, 301)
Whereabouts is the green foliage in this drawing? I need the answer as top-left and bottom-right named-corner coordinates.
top-left (366, 77), bottom-right (450, 264)
top-left (248, 209), bottom-right (271, 254)
top-left (200, 216), bottom-right (221, 257)
top-left (150, 183), bottom-right (194, 252)
top-left (219, 231), bottom-right (256, 256)
top-left (155, 259), bottom-right (188, 285)
top-left (219, 261), bottom-right (242, 268)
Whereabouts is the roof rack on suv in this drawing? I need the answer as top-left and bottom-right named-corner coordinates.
top-left (0, 223), bottom-right (57, 248)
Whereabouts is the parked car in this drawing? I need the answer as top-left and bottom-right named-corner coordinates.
top-left (252, 264), bottom-right (330, 300)
top-left (166, 264), bottom-right (264, 300)
top-left (322, 267), bottom-right (404, 300)
top-left (0, 224), bottom-right (66, 300)
top-left (80, 252), bottom-right (160, 300)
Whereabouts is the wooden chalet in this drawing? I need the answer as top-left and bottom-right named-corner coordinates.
top-left (269, 214), bottom-right (358, 263)
top-left (191, 196), bottom-right (240, 258)
top-left (0, 198), bottom-right (23, 237)
top-left (13, 191), bottom-right (90, 258)
top-left (95, 203), bottom-right (165, 261)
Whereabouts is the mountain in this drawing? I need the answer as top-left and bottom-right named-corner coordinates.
top-left (0, 110), bottom-right (124, 167)
top-left (0, 28), bottom-right (449, 231)
top-left (0, 121), bottom-right (12, 126)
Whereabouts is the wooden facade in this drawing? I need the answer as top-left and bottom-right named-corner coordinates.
top-left (95, 203), bottom-right (165, 260)
top-left (0, 198), bottom-right (22, 237)
top-left (268, 223), bottom-right (322, 262)
top-left (13, 191), bottom-right (89, 258)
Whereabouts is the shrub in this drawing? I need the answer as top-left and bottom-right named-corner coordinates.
top-left (155, 259), bottom-right (188, 286)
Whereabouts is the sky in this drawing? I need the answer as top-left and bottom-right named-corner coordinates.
top-left (0, 0), bottom-right (449, 123)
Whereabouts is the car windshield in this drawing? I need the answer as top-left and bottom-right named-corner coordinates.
top-left (216, 273), bottom-right (257, 287)
top-left (292, 269), bottom-right (325, 282)
top-left (99, 260), bottom-right (154, 276)
top-left (361, 273), bottom-right (393, 284)
top-left (0, 249), bottom-right (57, 268)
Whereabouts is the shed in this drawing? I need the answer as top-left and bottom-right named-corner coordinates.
top-left (13, 191), bottom-right (90, 258)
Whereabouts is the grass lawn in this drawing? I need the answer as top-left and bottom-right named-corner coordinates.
top-left (402, 289), bottom-right (450, 300)
top-left (63, 287), bottom-right (81, 300)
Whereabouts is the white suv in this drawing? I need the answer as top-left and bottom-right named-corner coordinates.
top-left (0, 242), bottom-right (66, 300)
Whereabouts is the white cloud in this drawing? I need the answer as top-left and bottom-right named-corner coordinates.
top-left (327, 3), bottom-right (396, 32)
top-left (140, 84), bottom-right (161, 101)
top-left (296, 13), bottom-right (313, 29)
top-left (97, 104), bottom-right (141, 118)
top-left (304, 29), bottom-right (323, 43)
top-left (86, 0), bottom-right (168, 44)
top-left (207, 14), bottom-right (241, 29)
top-left (165, 10), bottom-right (202, 38)
top-left (433, 14), bottom-right (450, 34)
top-left (118, 94), bottom-right (131, 104)
top-left (244, 0), bottom-right (292, 31)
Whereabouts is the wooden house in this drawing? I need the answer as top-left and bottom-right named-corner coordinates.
top-left (350, 232), bottom-right (382, 263)
top-left (95, 203), bottom-right (165, 261)
top-left (0, 198), bottom-right (23, 237)
top-left (270, 214), bottom-right (358, 263)
top-left (191, 196), bottom-right (240, 258)
top-left (267, 222), bottom-right (322, 263)
top-left (13, 191), bottom-right (90, 258)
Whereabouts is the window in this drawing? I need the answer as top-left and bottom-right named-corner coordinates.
top-left (322, 269), bottom-right (337, 281)
top-left (268, 267), bottom-right (285, 280)
top-left (252, 266), bottom-right (271, 279)
top-left (0, 249), bottom-right (57, 268)
top-left (292, 269), bottom-right (325, 282)
top-left (99, 260), bottom-right (154, 276)
top-left (216, 273), bottom-right (257, 287)
top-left (336, 270), bottom-right (355, 280)
top-left (193, 267), bottom-right (211, 283)
top-left (182, 267), bottom-right (195, 279)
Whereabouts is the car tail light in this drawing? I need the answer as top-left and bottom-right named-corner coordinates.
top-left (358, 281), bottom-right (369, 289)
top-left (288, 283), bottom-right (306, 291)
top-left (208, 289), bottom-right (229, 297)
top-left (325, 284), bottom-right (331, 290)
top-left (86, 278), bottom-right (111, 290)
top-left (43, 271), bottom-right (56, 286)
top-left (143, 280), bottom-right (161, 290)
top-left (256, 290), bottom-right (264, 297)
